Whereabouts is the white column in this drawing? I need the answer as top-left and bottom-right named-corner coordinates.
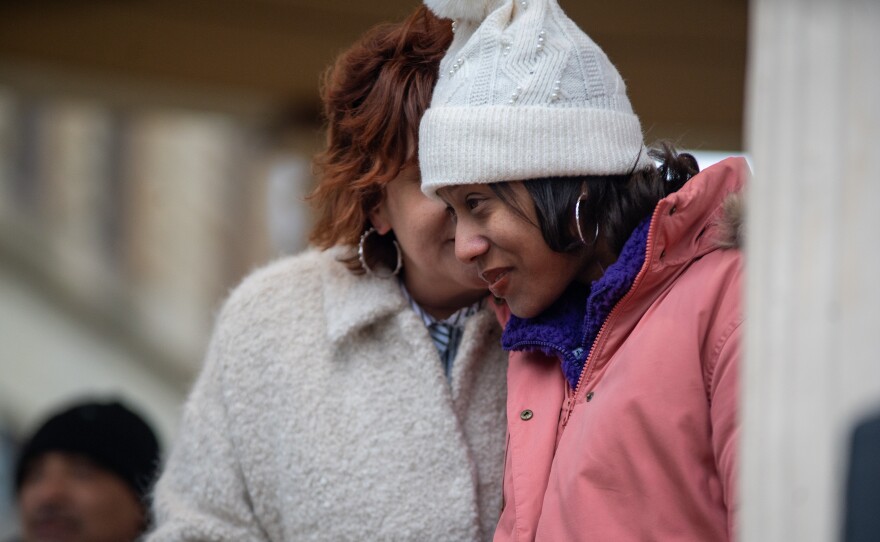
top-left (125, 110), bottom-right (243, 373)
top-left (40, 100), bottom-right (119, 305)
top-left (743, 0), bottom-right (880, 540)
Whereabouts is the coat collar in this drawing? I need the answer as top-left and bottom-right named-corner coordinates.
top-left (647, 157), bottom-right (748, 269)
top-left (320, 247), bottom-right (408, 343)
top-left (580, 156), bottom-right (749, 379)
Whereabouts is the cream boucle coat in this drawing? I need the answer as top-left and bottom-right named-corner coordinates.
top-left (148, 248), bottom-right (508, 541)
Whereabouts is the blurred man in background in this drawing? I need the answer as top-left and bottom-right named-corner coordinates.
top-left (11, 400), bottom-right (160, 542)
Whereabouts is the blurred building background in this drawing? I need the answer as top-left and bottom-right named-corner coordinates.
top-left (6, 1), bottom-right (875, 541)
top-left (0, 0), bottom-right (747, 436)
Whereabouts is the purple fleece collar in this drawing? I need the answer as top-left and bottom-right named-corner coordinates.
top-left (501, 218), bottom-right (651, 389)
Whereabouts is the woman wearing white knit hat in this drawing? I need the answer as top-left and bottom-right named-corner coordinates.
top-left (420, 0), bottom-right (747, 540)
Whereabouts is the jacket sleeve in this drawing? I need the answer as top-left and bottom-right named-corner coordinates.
top-left (146, 312), bottom-right (270, 541)
top-left (708, 319), bottom-right (742, 541)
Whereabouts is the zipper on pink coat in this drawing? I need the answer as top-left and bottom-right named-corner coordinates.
top-left (560, 205), bottom-right (663, 430)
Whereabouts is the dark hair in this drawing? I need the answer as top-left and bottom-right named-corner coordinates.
top-left (308, 7), bottom-right (453, 272)
top-left (490, 144), bottom-right (699, 256)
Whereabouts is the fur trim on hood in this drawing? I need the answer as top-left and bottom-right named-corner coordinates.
top-left (716, 192), bottom-right (744, 249)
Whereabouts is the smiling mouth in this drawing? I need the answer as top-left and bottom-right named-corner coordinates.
top-left (480, 267), bottom-right (512, 296)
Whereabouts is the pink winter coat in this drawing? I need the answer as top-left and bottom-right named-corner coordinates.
top-left (493, 158), bottom-right (747, 542)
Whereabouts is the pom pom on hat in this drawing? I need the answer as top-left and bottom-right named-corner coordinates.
top-left (423, 0), bottom-right (504, 22)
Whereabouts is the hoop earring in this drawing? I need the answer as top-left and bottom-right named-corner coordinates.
top-left (574, 193), bottom-right (600, 246)
top-left (358, 227), bottom-right (402, 278)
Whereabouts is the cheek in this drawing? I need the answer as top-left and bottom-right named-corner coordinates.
top-left (543, 252), bottom-right (583, 286)
top-left (75, 479), bottom-right (135, 514)
top-left (77, 482), bottom-right (143, 537)
top-left (520, 253), bottom-right (580, 310)
top-left (18, 487), bottom-right (45, 515)
top-left (404, 202), bottom-right (453, 242)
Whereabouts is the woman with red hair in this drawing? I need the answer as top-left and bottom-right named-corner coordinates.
top-left (149, 7), bottom-right (507, 541)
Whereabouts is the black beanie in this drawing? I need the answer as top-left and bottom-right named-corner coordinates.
top-left (14, 400), bottom-right (161, 501)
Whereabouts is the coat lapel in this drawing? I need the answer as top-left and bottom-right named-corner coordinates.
top-left (321, 247), bottom-right (408, 344)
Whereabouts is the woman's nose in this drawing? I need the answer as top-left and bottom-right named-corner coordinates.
top-left (454, 223), bottom-right (490, 263)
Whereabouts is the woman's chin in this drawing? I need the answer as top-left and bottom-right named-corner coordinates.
top-left (505, 297), bottom-right (547, 320)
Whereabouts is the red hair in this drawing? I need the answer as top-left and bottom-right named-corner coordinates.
top-left (308, 6), bottom-right (453, 272)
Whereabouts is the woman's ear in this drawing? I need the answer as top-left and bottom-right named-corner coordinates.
top-left (368, 200), bottom-right (393, 235)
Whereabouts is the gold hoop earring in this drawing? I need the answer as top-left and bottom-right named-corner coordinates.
top-left (574, 193), bottom-right (600, 246)
top-left (358, 227), bottom-right (402, 278)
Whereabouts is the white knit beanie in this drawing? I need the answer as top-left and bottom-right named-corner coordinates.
top-left (419, 0), bottom-right (654, 197)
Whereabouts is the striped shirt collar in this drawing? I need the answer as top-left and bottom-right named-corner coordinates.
top-left (399, 281), bottom-right (485, 380)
